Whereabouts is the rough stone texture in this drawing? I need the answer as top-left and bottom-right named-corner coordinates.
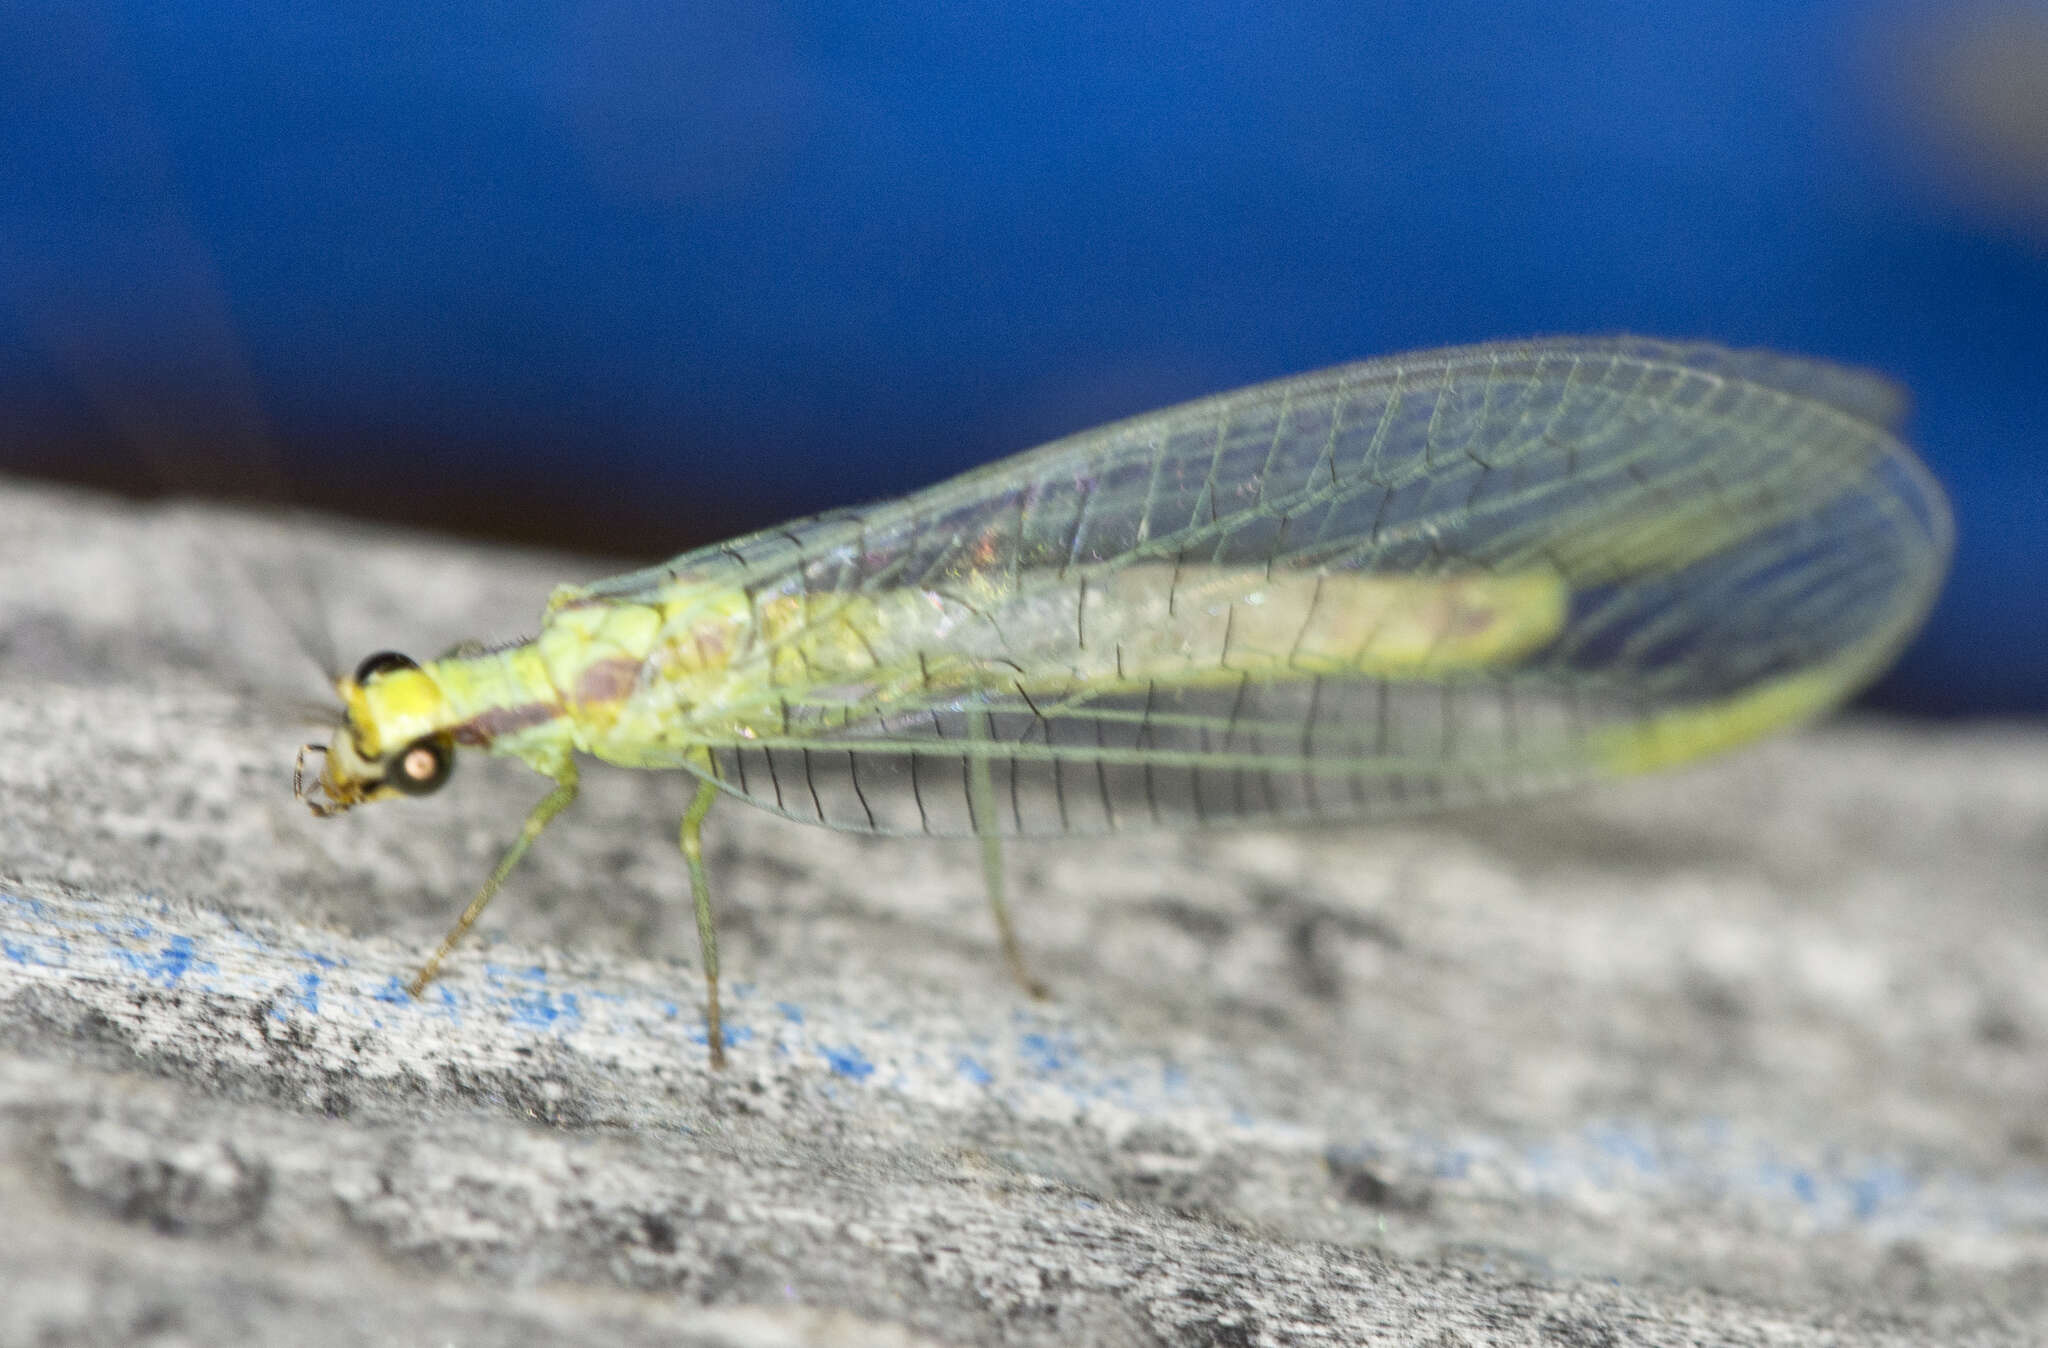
top-left (0, 477), bottom-right (2041, 1346)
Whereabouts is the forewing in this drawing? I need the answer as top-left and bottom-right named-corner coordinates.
top-left (593, 337), bottom-right (1947, 838)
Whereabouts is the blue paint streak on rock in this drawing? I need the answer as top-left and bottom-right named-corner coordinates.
top-left (776, 1001), bottom-right (804, 1025)
top-left (1017, 1031), bottom-right (1075, 1076)
top-left (506, 987), bottom-right (582, 1032)
top-left (690, 1023), bottom-right (751, 1052)
top-left (1850, 1165), bottom-right (1912, 1221)
top-left (1589, 1122), bottom-right (1660, 1174)
top-left (296, 971), bottom-right (321, 1015)
top-left (820, 1043), bottom-right (874, 1081)
top-left (113, 934), bottom-right (215, 987)
top-left (955, 1055), bottom-right (992, 1087)
top-left (430, 984), bottom-right (461, 1023)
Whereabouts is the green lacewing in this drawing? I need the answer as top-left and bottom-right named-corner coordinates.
top-left (295, 336), bottom-right (1951, 1065)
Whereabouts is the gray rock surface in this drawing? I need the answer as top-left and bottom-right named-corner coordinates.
top-left (0, 477), bottom-right (2041, 1346)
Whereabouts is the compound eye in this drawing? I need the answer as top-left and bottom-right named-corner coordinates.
top-left (353, 650), bottom-right (419, 684)
top-left (388, 735), bottom-right (454, 796)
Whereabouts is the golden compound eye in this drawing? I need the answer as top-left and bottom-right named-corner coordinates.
top-left (388, 736), bottom-right (453, 796)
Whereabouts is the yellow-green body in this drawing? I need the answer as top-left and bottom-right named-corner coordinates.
top-left (356, 564), bottom-right (1574, 778)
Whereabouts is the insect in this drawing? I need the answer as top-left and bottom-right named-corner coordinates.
top-left (295, 337), bottom-right (1950, 1067)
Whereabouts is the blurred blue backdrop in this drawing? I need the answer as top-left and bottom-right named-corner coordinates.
top-left (1, 2), bottom-right (2042, 713)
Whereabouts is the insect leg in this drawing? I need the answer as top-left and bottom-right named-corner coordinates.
top-left (408, 763), bottom-right (580, 997)
top-left (967, 711), bottom-right (1046, 998)
top-left (678, 774), bottom-right (727, 1070)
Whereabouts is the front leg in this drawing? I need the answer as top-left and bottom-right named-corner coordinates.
top-left (408, 763), bottom-right (580, 996)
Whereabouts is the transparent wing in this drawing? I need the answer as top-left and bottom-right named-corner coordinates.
top-left (572, 337), bottom-right (1949, 838)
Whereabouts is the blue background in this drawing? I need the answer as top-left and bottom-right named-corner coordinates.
top-left (1, 3), bottom-right (2042, 714)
